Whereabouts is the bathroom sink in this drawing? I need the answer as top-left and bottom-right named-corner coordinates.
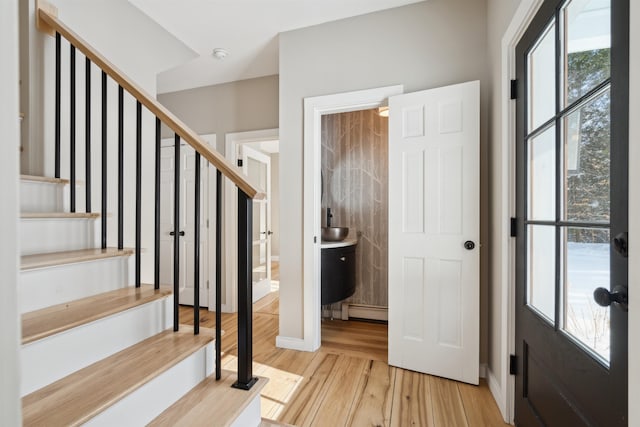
top-left (322, 227), bottom-right (349, 242)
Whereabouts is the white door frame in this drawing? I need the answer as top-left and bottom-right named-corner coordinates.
top-left (225, 128), bottom-right (279, 313)
top-left (160, 134), bottom-right (217, 309)
top-left (497, 0), bottom-right (544, 423)
top-left (300, 85), bottom-right (403, 352)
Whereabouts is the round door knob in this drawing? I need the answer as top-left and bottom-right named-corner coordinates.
top-left (593, 285), bottom-right (628, 312)
top-left (464, 240), bottom-right (475, 250)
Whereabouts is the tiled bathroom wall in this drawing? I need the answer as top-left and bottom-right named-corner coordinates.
top-left (321, 108), bottom-right (388, 308)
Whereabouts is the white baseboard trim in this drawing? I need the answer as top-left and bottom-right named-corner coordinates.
top-left (345, 304), bottom-right (388, 322)
top-left (220, 304), bottom-right (235, 313)
top-left (487, 367), bottom-right (509, 423)
top-left (321, 308), bottom-right (343, 319)
top-left (275, 336), bottom-right (313, 352)
top-left (479, 363), bottom-right (487, 379)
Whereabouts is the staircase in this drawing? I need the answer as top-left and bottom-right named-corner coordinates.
top-left (17, 1), bottom-right (268, 425)
top-left (18, 176), bottom-right (265, 426)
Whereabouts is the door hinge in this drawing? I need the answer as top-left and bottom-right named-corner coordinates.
top-left (510, 217), bottom-right (517, 237)
top-left (207, 280), bottom-right (210, 289)
top-left (510, 79), bottom-right (518, 100)
top-left (206, 219), bottom-right (209, 228)
top-left (237, 159), bottom-right (243, 167)
top-left (510, 354), bottom-right (517, 375)
top-left (314, 236), bottom-right (317, 243)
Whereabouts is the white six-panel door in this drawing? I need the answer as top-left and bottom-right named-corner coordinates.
top-left (160, 142), bottom-right (208, 307)
top-left (388, 81), bottom-right (480, 385)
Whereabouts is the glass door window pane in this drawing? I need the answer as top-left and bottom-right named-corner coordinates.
top-left (528, 126), bottom-right (556, 220)
top-left (562, 0), bottom-right (611, 106)
top-left (563, 88), bottom-right (610, 222)
top-left (528, 21), bottom-right (557, 132)
top-left (253, 243), bottom-right (267, 282)
top-left (527, 225), bottom-right (556, 322)
top-left (562, 227), bottom-right (610, 362)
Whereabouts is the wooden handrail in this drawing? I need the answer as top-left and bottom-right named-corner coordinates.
top-left (36, 5), bottom-right (263, 199)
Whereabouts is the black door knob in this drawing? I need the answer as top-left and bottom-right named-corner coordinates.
top-left (593, 285), bottom-right (628, 312)
top-left (464, 241), bottom-right (475, 250)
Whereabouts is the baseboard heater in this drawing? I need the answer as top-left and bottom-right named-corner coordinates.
top-left (322, 303), bottom-right (388, 322)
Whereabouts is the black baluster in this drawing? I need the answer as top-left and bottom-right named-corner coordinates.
top-left (216, 170), bottom-right (222, 380)
top-left (194, 152), bottom-right (200, 335)
top-left (70, 45), bottom-right (76, 212)
top-left (154, 118), bottom-right (161, 290)
top-left (135, 101), bottom-right (142, 288)
top-left (55, 32), bottom-right (61, 179)
top-left (85, 57), bottom-right (91, 213)
top-left (173, 134), bottom-right (180, 331)
top-left (101, 71), bottom-right (107, 249)
top-left (232, 189), bottom-right (257, 390)
top-left (118, 85), bottom-right (123, 250)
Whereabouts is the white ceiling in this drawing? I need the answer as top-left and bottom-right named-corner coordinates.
top-left (127, 0), bottom-right (425, 94)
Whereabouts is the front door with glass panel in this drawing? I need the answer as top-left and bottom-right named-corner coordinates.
top-left (515, 0), bottom-right (628, 425)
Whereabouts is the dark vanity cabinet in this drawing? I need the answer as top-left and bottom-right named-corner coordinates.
top-left (321, 243), bottom-right (356, 305)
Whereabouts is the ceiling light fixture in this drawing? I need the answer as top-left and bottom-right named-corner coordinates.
top-left (212, 48), bottom-right (229, 60)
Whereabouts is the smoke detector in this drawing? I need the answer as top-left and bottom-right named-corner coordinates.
top-left (212, 48), bottom-right (229, 60)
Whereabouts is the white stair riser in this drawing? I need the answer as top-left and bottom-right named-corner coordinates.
top-left (20, 218), bottom-right (96, 255)
top-left (20, 180), bottom-right (65, 213)
top-left (84, 343), bottom-right (214, 427)
top-left (230, 393), bottom-right (262, 427)
top-left (20, 257), bottom-right (133, 313)
top-left (21, 296), bottom-right (173, 396)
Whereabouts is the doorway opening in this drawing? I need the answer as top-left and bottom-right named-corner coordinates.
top-left (225, 129), bottom-right (280, 313)
top-left (320, 108), bottom-right (390, 324)
top-left (301, 85), bottom-right (403, 352)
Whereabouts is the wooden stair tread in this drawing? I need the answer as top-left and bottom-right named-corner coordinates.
top-left (22, 285), bottom-right (171, 344)
top-left (260, 419), bottom-right (296, 427)
top-left (21, 212), bottom-right (99, 219)
top-left (20, 174), bottom-right (69, 185)
top-left (22, 328), bottom-right (213, 427)
top-left (21, 247), bottom-right (134, 270)
top-left (149, 370), bottom-right (267, 427)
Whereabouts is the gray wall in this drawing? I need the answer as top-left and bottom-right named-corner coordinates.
top-left (322, 109), bottom-right (389, 308)
top-left (279, 0), bottom-right (490, 358)
top-left (158, 75), bottom-right (279, 154)
top-left (486, 0), bottom-right (523, 393)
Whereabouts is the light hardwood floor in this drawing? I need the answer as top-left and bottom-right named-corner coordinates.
top-left (180, 268), bottom-right (508, 426)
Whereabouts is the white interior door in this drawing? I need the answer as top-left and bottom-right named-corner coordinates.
top-left (241, 145), bottom-right (272, 303)
top-left (388, 80), bottom-right (480, 385)
top-left (160, 141), bottom-right (208, 307)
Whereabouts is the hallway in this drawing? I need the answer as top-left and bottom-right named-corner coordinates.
top-left (180, 287), bottom-right (508, 426)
